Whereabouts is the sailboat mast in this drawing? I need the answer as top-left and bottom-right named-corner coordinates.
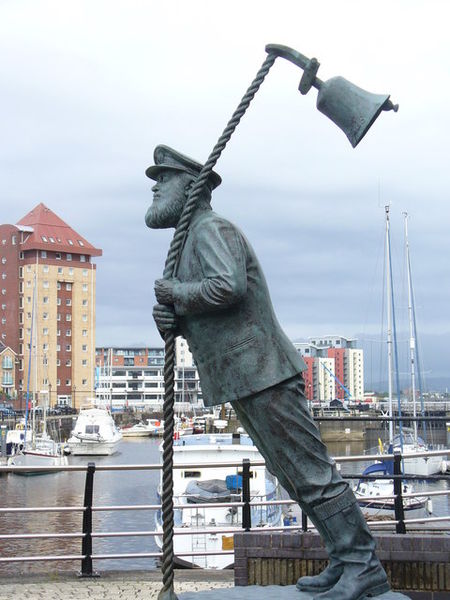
top-left (385, 206), bottom-right (394, 443)
top-left (404, 213), bottom-right (418, 442)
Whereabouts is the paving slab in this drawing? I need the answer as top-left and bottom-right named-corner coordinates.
top-left (178, 586), bottom-right (411, 600)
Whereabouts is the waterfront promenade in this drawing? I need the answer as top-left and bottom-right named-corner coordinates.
top-left (0, 570), bottom-right (234, 600)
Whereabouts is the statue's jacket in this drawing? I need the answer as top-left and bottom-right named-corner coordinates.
top-left (172, 209), bottom-right (306, 407)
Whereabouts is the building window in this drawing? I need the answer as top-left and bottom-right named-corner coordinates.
top-left (57, 313), bottom-right (61, 321)
top-left (49, 237), bottom-right (55, 243)
top-left (80, 255), bottom-right (86, 262)
top-left (66, 344), bottom-right (71, 351)
top-left (41, 250), bottom-right (47, 258)
top-left (56, 379), bottom-right (60, 386)
top-left (66, 299), bottom-right (71, 306)
top-left (1, 289), bottom-right (5, 295)
top-left (58, 267), bottom-right (63, 274)
top-left (68, 239), bottom-right (74, 246)
top-left (1, 317), bottom-right (5, 325)
top-left (82, 284), bottom-right (88, 292)
top-left (57, 329), bottom-right (60, 336)
top-left (43, 312), bottom-right (48, 320)
top-left (19, 252), bottom-right (24, 259)
top-left (66, 282), bottom-right (72, 291)
top-left (19, 328), bottom-right (23, 339)
top-left (82, 269), bottom-right (88, 276)
top-left (19, 266), bottom-right (23, 278)
top-left (78, 240), bottom-right (84, 247)
top-left (82, 344), bottom-right (87, 352)
top-left (43, 265), bottom-right (49, 273)
top-left (1, 257), bottom-right (5, 265)
top-left (82, 359), bottom-right (87, 366)
top-left (66, 329), bottom-right (71, 337)
top-left (66, 360), bottom-right (72, 367)
top-left (82, 379), bottom-right (87, 386)
top-left (66, 314), bottom-right (71, 321)
top-left (82, 329), bottom-right (87, 337)
top-left (69, 267), bottom-right (74, 275)
top-left (57, 282), bottom-right (61, 290)
top-left (66, 379), bottom-right (71, 386)
top-left (41, 236), bottom-right (48, 242)
top-left (57, 298), bottom-right (61, 306)
top-left (1, 303), bottom-right (5, 309)
top-left (82, 299), bottom-right (88, 307)
top-left (12, 235), bottom-right (16, 245)
top-left (56, 359), bottom-right (61, 366)
top-left (82, 314), bottom-right (87, 322)
top-left (1, 273), bottom-right (6, 280)
top-left (26, 280), bottom-right (31, 288)
top-left (43, 343), bottom-right (48, 352)
top-left (43, 280), bottom-right (49, 288)
top-left (56, 345), bottom-right (61, 352)
top-left (55, 252), bottom-right (61, 259)
top-left (67, 253), bottom-right (72, 261)
top-left (43, 296), bottom-right (49, 304)
top-left (43, 328), bottom-right (48, 336)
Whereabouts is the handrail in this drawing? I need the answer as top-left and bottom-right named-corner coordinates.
top-left (1, 449), bottom-right (449, 573)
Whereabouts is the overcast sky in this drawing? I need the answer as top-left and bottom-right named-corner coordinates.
top-left (1, 1), bottom-right (449, 386)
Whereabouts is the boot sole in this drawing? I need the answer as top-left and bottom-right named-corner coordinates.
top-left (297, 584), bottom-right (333, 593)
top-left (363, 581), bottom-right (391, 599)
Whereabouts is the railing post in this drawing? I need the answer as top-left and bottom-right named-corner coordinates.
top-left (393, 449), bottom-right (406, 534)
top-left (301, 509), bottom-right (308, 532)
top-left (80, 462), bottom-right (98, 576)
top-left (242, 458), bottom-right (251, 532)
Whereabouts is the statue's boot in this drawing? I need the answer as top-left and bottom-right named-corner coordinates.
top-left (309, 487), bottom-right (390, 600)
top-left (295, 506), bottom-right (343, 593)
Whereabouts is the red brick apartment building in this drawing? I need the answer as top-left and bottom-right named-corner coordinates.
top-left (0, 203), bottom-right (102, 409)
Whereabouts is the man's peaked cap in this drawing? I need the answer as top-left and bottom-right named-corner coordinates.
top-left (145, 145), bottom-right (222, 190)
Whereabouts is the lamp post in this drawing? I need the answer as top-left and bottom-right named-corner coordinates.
top-left (156, 43), bottom-right (397, 600)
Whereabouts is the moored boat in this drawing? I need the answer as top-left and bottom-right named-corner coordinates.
top-left (67, 406), bottom-right (122, 455)
top-left (155, 432), bottom-right (283, 569)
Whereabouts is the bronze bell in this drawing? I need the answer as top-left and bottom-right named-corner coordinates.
top-left (265, 44), bottom-right (398, 148)
top-left (316, 76), bottom-right (397, 148)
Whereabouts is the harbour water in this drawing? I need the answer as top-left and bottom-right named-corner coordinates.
top-left (0, 436), bottom-right (448, 575)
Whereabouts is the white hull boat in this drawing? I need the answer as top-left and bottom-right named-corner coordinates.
top-left (155, 433), bottom-right (283, 569)
top-left (8, 435), bottom-right (68, 474)
top-left (67, 407), bottom-right (122, 456)
top-left (121, 422), bottom-right (153, 438)
top-left (354, 462), bottom-right (429, 521)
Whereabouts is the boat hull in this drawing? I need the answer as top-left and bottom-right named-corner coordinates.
top-left (8, 450), bottom-right (69, 475)
top-left (67, 439), bottom-right (121, 456)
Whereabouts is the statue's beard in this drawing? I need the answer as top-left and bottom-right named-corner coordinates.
top-left (145, 196), bottom-right (184, 229)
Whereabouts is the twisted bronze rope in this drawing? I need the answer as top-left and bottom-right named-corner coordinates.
top-left (158, 52), bottom-right (276, 599)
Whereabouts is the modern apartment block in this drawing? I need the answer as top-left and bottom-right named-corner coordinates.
top-left (294, 335), bottom-right (364, 404)
top-left (0, 203), bottom-right (102, 409)
top-left (95, 338), bottom-right (202, 411)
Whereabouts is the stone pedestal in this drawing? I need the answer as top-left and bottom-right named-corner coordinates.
top-left (178, 586), bottom-right (411, 599)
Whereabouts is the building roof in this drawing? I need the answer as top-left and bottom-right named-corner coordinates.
top-left (17, 203), bottom-right (102, 257)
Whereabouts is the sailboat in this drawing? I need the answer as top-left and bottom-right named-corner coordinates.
top-left (385, 213), bottom-right (446, 477)
top-left (354, 207), bottom-right (427, 518)
top-left (8, 274), bottom-right (68, 474)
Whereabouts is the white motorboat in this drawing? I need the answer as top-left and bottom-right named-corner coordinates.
top-left (121, 422), bottom-right (153, 438)
top-left (146, 418), bottom-right (164, 436)
top-left (354, 462), bottom-right (428, 520)
top-left (67, 407), bottom-right (122, 455)
top-left (155, 432), bottom-right (283, 569)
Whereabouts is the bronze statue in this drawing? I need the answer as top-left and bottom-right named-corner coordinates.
top-left (146, 145), bottom-right (390, 600)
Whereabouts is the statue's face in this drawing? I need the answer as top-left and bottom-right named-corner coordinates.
top-left (145, 170), bottom-right (191, 229)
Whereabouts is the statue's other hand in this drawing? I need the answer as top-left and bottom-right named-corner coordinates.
top-left (152, 303), bottom-right (178, 334)
top-left (154, 278), bottom-right (175, 304)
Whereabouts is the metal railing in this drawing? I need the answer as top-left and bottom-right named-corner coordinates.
top-left (0, 447), bottom-right (449, 576)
